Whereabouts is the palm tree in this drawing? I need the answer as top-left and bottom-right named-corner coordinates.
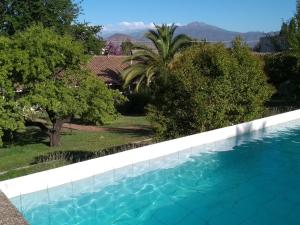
top-left (122, 24), bottom-right (191, 91)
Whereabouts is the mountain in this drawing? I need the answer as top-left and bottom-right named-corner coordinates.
top-left (176, 22), bottom-right (265, 43)
top-left (106, 33), bottom-right (136, 42)
top-left (105, 22), bottom-right (269, 47)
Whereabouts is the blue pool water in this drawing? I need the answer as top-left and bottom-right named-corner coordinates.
top-left (12, 121), bottom-right (300, 225)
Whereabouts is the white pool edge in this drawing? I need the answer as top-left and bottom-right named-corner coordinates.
top-left (1, 110), bottom-right (300, 199)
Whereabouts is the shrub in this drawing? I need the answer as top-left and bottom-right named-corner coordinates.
top-left (118, 89), bottom-right (152, 115)
top-left (148, 40), bottom-right (274, 139)
top-left (264, 53), bottom-right (299, 106)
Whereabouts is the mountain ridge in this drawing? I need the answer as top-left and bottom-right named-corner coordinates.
top-left (105, 22), bottom-right (269, 47)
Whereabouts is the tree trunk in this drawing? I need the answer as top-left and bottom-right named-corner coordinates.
top-left (48, 117), bottom-right (71, 147)
top-left (25, 115), bottom-right (71, 147)
top-left (49, 130), bottom-right (61, 147)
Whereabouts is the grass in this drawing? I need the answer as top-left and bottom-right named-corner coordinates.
top-left (0, 116), bottom-right (153, 181)
top-left (103, 115), bottom-right (151, 128)
top-left (0, 161), bottom-right (67, 181)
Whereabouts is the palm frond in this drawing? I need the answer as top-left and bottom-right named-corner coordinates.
top-left (145, 65), bottom-right (156, 86)
top-left (135, 74), bottom-right (147, 92)
top-left (121, 23), bottom-right (191, 91)
top-left (169, 34), bottom-right (192, 57)
top-left (122, 64), bottom-right (146, 87)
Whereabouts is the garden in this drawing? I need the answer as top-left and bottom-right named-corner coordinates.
top-left (1, 0), bottom-right (300, 181)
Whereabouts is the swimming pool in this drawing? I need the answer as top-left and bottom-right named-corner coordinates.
top-left (11, 120), bottom-right (300, 225)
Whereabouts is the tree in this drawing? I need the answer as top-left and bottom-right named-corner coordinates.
top-left (121, 39), bottom-right (134, 55)
top-left (254, 33), bottom-right (288, 53)
top-left (264, 53), bottom-right (299, 105)
top-left (148, 40), bottom-right (273, 139)
top-left (0, 37), bottom-right (25, 146)
top-left (281, 0), bottom-right (300, 56)
top-left (265, 0), bottom-right (300, 106)
top-left (256, 1), bottom-right (300, 53)
top-left (0, 1), bottom-right (105, 55)
top-left (0, 0), bottom-right (80, 36)
top-left (1, 25), bottom-right (125, 147)
top-left (122, 24), bottom-right (191, 91)
top-left (70, 23), bottom-right (105, 55)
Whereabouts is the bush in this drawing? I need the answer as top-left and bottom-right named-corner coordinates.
top-left (118, 89), bottom-right (152, 115)
top-left (264, 53), bottom-right (299, 106)
top-left (148, 40), bottom-right (274, 139)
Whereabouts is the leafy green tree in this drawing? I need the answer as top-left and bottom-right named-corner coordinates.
top-left (70, 23), bottom-right (105, 55)
top-left (0, 1), bottom-right (105, 55)
top-left (148, 40), bottom-right (273, 139)
top-left (0, 0), bottom-right (80, 36)
top-left (0, 37), bottom-right (25, 146)
top-left (122, 24), bottom-right (191, 91)
top-left (121, 40), bottom-right (134, 55)
top-left (1, 25), bottom-right (124, 146)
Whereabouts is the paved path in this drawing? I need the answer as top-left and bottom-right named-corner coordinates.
top-left (0, 192), bottom-right (29, 225)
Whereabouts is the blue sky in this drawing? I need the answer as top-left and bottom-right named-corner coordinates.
top-left (78, 0), bottom-right (296, 33)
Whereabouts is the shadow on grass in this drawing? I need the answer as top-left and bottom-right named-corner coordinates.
top-left (3, 127), bottom-right (49, 147)
top-left (32, 150), bottom-right (95, 164)
top-left (31, 140), bottom-right (155, 165)
top-left (70, 118), bottom-right (96, 126)
top-left (3, 124), bottom-right (153, 149)
top-left (105, 126), bottom-right (154, 137)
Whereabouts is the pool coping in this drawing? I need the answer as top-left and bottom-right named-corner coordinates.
top-left (0, 191), bottom-right (29, 225)
top-left (1, 109), bottom-right (300, 199)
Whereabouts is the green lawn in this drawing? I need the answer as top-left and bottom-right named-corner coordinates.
top-left (0, 116), bottom-right (153, 181)
top-left (104, 115), bottom-right (151, 128)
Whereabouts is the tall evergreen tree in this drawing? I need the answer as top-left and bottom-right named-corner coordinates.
top-left (282, 0), bottom-right (300, 56)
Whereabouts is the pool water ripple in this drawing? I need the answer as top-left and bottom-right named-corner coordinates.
top-left (11, 121), bottom-right (300, 225)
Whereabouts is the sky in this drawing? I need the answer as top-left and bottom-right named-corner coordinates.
top-left (78, 0), bottom-right (296, 33)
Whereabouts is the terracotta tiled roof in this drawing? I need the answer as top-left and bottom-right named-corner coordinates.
top-left (87, 56), bottom-right (130, 86)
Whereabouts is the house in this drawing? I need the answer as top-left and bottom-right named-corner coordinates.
top-left (87, 56), bottom-right (130, 89)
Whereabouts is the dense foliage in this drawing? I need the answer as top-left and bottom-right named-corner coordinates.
top-left (0, 0), bottom-right (104, 55)
top-left (148, 40), bottom-right (273, 139)
top-left (0, 0), bottom-right (79, 35)
top-left (264, 53), bottom-right (299, 105)
top-left (262, 0), bottom-right (300, 106)
top-left (0, 37), bottom-right (25, 145)
top-left (254, 34), bottom-right (288, 53)
top-left (70, 23), bottom-right (105, 55)
top-left (0, 25), bottom-right (124, 146)
top-left (119, 89), bottom-right (152, 115)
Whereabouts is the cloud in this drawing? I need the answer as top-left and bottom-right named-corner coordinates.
top-left (119, 21), bottom-right (155, 30)
top-left (103, 21), bottom-right (183, 32)
top-left (103, 21), bottom-right (155, 32)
